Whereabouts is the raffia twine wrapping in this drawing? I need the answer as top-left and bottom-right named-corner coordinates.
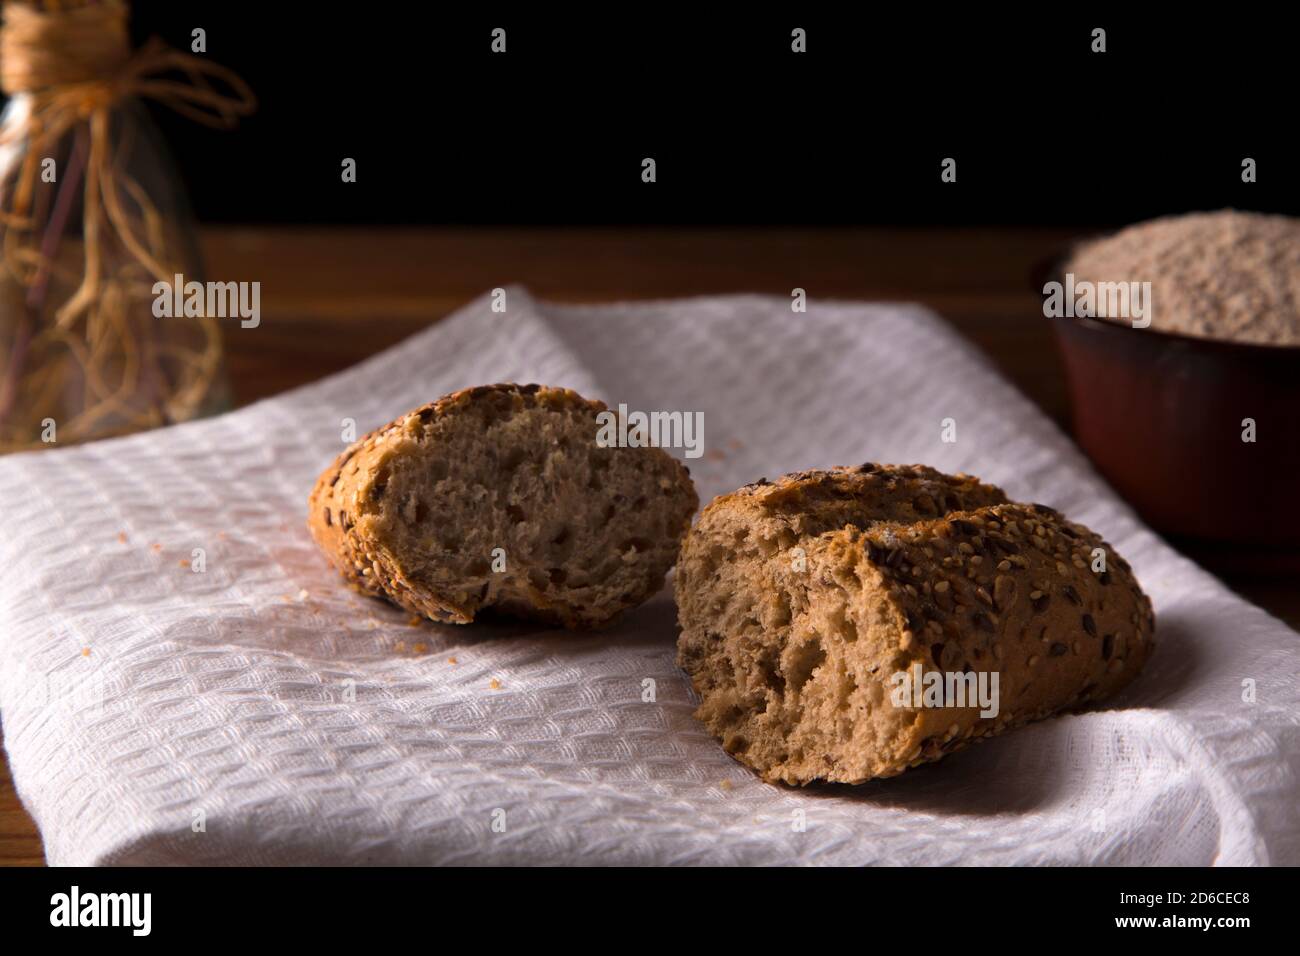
top-left (0, 0), bottom-right (254, 450)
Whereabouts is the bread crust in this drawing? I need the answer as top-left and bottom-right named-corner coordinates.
top-left (308, 383), bottom-right (698, 628)
top-left (676, 464), bottom-right (1156, 784)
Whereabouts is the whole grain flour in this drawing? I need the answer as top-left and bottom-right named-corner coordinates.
top-left (1065, 209), bottom-right (1300, 346)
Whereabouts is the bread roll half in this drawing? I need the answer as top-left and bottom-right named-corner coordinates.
top-left (309, 384), bottom-right (698, 628)
top-left (676, 464), bottom-right (1155, 784)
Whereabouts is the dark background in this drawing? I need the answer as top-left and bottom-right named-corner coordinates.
top-left (26, 4), bottom-right (1289, 227)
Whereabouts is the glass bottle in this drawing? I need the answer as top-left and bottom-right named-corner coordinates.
top-left (0, 93), bottom-right (228, 452)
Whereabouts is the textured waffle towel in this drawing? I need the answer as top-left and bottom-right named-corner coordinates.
top-left (1, 289), bottom-right (1297, 865)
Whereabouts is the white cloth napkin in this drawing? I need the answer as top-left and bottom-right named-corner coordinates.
top-left (2, 288), bottom-right (1297, 866)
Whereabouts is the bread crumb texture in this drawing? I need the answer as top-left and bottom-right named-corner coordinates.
top-left (308, 384), bottom-right (698, 629)
top-left (1066, 209), bottom-right (1300, 346)
top-left (676, 464), bottom-right (1155, 785)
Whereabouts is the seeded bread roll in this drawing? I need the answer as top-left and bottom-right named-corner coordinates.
top-left (309, 384), bottom-right (699, 629)
top-left (676, 465), bottom-right (1155, 785)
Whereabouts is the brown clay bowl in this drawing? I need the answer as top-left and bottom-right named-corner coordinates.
top-left (1040, 262), bottom-right (1300, 556)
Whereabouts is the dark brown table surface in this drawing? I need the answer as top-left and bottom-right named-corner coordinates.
top-left (3, 225), bottom-right (1296, 865)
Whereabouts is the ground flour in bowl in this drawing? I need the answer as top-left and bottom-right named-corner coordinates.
top-left (1065, 210), bottom-right (1300, 347)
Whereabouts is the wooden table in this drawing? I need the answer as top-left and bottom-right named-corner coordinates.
top-left (3, 226), bottom-right (1296, 865)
